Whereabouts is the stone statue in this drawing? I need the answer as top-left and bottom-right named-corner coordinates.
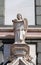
top-left (12, 13), bottom-right (28, 43)
top-left (7, 13), bottom-right (35, 65)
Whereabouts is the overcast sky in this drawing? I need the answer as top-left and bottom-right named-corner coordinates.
top-left (5, 0), bottom-right (35, 25)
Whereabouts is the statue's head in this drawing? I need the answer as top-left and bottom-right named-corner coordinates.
top-left (17, 13), bottom-right (22, 20)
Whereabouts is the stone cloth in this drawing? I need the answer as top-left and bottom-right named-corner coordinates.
top-left (14, 21), bottom-right (25, 42)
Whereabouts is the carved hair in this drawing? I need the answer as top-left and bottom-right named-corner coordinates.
top-left (17, 13), bottom-right (22, 19)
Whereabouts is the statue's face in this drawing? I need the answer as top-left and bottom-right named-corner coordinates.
top-left (17, 14), bottom-right (22, 20)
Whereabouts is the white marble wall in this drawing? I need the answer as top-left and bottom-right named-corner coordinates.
top-left (28, 44), bottom-right (36, 65)
top-left (5, 0), bottom-right (35, 25)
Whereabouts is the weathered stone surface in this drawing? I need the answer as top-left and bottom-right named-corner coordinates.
top-left (36, 16), bottom-right (41, 25)
top-left (36, 0), bottom-right (40, 5)
top-left (0, 0), bottom-right (4, 15)
top-left (38, 53), bottom-right (41, 63)
top-left (0, 17), bottom-right (4, 25)
top-left (37, 43), bottom-right (41, 52)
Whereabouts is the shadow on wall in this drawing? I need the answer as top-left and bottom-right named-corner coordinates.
top-left (0, 61), bottom-right (11, 65)
top-left (2, 35), bottom-right (15, 44)
top-left (2, 35), bottom-right (15, 65)
top-left (4, 61), bottom-right (11, 65)
top-left (0, 62), bottom-right (3, 65)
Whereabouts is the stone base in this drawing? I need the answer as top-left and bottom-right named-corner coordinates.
top-left (7, 57), bottom-right (34, 65)
top-left (9, 42), bottom-right (30, 62)
top-left (14, 41), bottom-right (26, 44)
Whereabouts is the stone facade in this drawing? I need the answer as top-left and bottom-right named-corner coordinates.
top-left (0, 0), bottom-right (4, 25)
top-left (36, 0), bottom-right (41, 65)
top-left (36, 0), bottom-right (41, 25)
top-left (0, 0), bottom-right (41, 65)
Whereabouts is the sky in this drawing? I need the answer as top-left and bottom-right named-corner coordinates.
top-left (5, 0), bottom-right (35, 25)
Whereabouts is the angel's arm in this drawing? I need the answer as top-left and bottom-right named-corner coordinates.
top-left (12, 19), bottom-right (17, 30)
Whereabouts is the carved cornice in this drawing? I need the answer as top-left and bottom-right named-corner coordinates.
top-left (0, 27), bottom-right (41, 32)
top-left (0, 27), bottom-right (41, 39)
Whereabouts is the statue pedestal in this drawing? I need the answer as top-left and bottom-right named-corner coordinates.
top-left (9, 42), bottom-right (30, 62)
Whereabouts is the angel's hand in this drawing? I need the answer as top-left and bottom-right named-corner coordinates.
top-left (12, 19), bottom-right (17, 22)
